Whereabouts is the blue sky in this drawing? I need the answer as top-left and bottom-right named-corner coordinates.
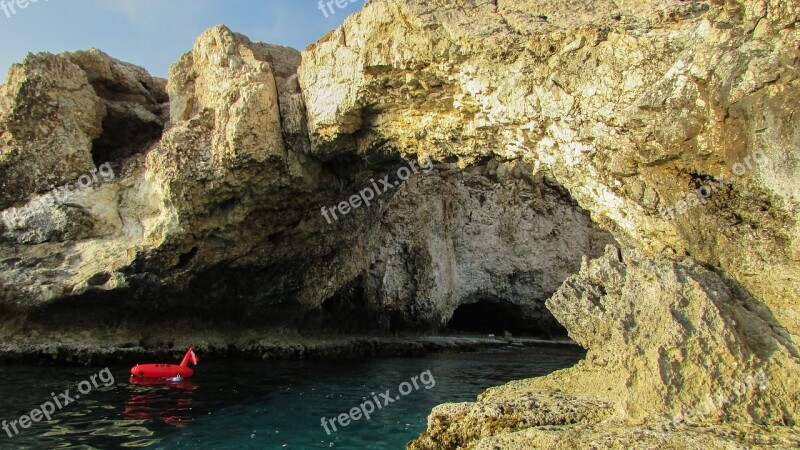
top-left (0, 0), bottom-right (364, 81)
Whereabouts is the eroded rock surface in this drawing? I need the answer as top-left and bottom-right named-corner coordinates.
top-left (411, 246), bottom-right (800, 448)
top-left (299, 0), bottom-right (800, 339)
top-left (0, 49), bottom-right (167, 211)
top-left (0, 25), bottom-right (607, 346)
top-left (296, 0), bottom-right (800, 446)
top-left (0, 0), bottom-right (797, 447)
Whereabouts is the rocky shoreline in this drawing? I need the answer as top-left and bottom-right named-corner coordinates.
top-left (0, 333), bottom-right (580, 366)
top-left (1, 0), bottom-right (798, 447)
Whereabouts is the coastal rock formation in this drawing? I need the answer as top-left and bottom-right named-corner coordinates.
top-left (296, 0), bottom-right (800, 446)
top-left (300, 0), bottom-right (800, 340)
top-left (0, 49), bottom-right (167, 212)
top-left (0, 0), bottom-right (797, 447)
top-left (0, 53), bottom-right (103, 212)
top-left (411, 246), bottom-right (800, 448)
top-left (0, 26), bottom-right (608, 345)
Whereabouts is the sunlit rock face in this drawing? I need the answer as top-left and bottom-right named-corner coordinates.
top-left (296, 0), bottom-right (800, 446)
top-left (0, 24), bottom-right (609, 347)
top-left (0, 0), bottom-right (797, 445)
top-left (410, 246), bottom-right (800, 449)
top-left (299, 0), bottom-right (800, 339)
top-left (0, 49), bottom-right (167, 245)
top-left (0, 49), bottom-right (166, 212)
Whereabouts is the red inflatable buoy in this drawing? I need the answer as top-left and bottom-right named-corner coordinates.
top-left (131, 347), bottom-right (200, 379)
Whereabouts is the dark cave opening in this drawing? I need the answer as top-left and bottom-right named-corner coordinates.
top-left (314, 276), bottom-right (384, 332)
top-left (176, 247), bottom-right (199, 269)
top-left (447, 299), bottom-right (567, 338)
top-left (447, 299), bottom-right (526, 335)
top-left (91, 105), bottom-right (164, 166)
top-left (87, 77), bottom-right (167, 167)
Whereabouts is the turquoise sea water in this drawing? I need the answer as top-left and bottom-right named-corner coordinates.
top-left (0, 345), bottom-right (584, 449)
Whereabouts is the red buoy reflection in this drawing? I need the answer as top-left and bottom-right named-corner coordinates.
top-left (125, 377), bottom-right (196, 428)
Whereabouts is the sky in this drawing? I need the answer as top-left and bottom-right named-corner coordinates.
top-left (0, 0), bottom-right (364, 81)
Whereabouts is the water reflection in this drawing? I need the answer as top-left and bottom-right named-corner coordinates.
top-left (125, 377), bottom-right (196, 428)
top-left (0, 346), bottom-right (585, 448)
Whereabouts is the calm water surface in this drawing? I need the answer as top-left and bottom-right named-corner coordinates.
top-left (0, 345), bottom-right (584, 449)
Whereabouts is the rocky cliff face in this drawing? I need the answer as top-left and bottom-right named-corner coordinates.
top-left (300, 0), bottom-right (800, 340)
top-left (0, 0), bottom-right (798, 446)
top-left (0, 25), bottom-right (609, 348)
top-left (297, 0), bottom-right (799, 446)
top-left (410, 245), bottom-right (800, 448)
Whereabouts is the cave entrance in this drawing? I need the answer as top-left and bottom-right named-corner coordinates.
top-left (447, 299), bottom-right (526, 335)
top-left (447, 298), bottom-right (567, 338)
top-left (91, 105), bottom-right (164, 166)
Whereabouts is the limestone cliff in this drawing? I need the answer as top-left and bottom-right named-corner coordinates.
top-left (0, 0), bottom-right (798, 447)
top-left (0, 25), bottom-right (607, 350)
top-left (300, 0), bottom-right (800, 339)
top-left (297, 0), bottom-right (800, 447)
